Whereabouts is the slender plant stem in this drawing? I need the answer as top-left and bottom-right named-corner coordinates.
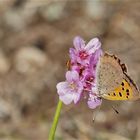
top-left (48, 100), bottom-right (63, 140)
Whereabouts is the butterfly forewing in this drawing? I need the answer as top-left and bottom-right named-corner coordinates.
top-left (96, 52), bottom-right (140, 101)
top-left (96, 53), bottom-right (124, 96)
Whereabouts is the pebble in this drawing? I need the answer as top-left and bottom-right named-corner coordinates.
top-left (0, 52), bottom-right (10, 74)
top-left (14, 46), bottom-right (46, 74)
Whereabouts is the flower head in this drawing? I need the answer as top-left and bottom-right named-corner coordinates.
top-left (70, 36), bottom-right (101, 66)
top-left (57, 36), bottom-right (103, 109)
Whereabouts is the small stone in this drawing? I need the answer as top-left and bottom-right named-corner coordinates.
top-left (41, 2), bottom-right (66, 21)
top-left (14, 46), bottom-right (47, 74)
top-left (0, 52), bottom-right (10, 74)
top-left (85, 1), bottom-right (106, 20)
top-left (0, 100), bottom-right (11, 120)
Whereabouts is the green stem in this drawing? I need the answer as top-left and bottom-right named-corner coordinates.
top-left (48, 100), bottom-right (63, 140)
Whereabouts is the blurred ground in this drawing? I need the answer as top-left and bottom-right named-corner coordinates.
top-left (0, 0), bottom-right (139, 140)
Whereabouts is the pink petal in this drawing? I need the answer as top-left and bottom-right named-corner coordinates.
top-left (88, 42), bottom-right (101, 54)
top-left (66, 71), bottom-right (79, 82)
top-left (73, 36), bottom-right (85, 50)
top-left (93, 49), bottom-right (103, 62)
top-left (91, 86), bottom-right (97, 93)
top-left (56, 82), bottom-right (69, 96)
top-left (73, 92), bottom-right (81, 104)
top-left (89, 48), bottom-right (103, 67)
top-left (59, 93), bottom-right (74, 105)
top-left (60, 91), bottom-right (81, 105)
top-left (85, 38), bottom-right (99, 50)
top-left (73, 85), bottom-right (83, 104)
top-left (87, 95), bottom-right (102, 109)
top-left (69, 48), bottom-right (76, 61)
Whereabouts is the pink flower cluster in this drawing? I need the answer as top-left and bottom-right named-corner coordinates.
top-left (56, 36), bottom-right (103, 109)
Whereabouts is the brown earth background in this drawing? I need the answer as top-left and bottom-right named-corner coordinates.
top-left (0, 0), bottom-right (139, 140)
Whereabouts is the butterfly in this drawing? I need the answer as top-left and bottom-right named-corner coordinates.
top-left (96, 52), bottom-right (140, 101)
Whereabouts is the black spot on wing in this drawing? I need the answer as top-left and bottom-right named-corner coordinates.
top-left (121, 82), bottom-right (124, 86)
top-left (119, 92), bottom-right (122, 97)
top-left (127, 92), bottom-right (129, 96)
top-left (126, 89), bottom-right (129, 93)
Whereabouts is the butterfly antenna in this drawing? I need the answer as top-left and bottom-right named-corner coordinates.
top-left (111, 105), bottom-right (119, 114)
